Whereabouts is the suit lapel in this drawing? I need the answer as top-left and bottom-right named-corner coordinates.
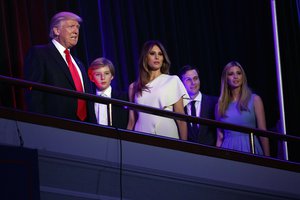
top-left (74, 57), bottom-right (90, 92)
top-left (110, 89), bottom-right (116, 126)
top-left (200, 95), bottom-right (207, 118)
top-left (198, 95), bottom-right (208, 139)
top-left (47, 43), bottom-right (77, 89)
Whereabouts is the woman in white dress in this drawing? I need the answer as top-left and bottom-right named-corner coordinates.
top-left (127, 40), bottom-right (188, 140)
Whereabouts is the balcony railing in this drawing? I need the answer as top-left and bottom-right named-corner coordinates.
top-left (1, 74), bottom-right (300, 200)
top-left (0, 74), bottom-right (299, 170)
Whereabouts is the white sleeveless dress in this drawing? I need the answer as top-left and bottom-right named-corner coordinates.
top-left (134, 74), bottom-right (188, 139)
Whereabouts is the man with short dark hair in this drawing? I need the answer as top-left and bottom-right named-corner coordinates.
top-left (178, 65), bottom-right (218, 145)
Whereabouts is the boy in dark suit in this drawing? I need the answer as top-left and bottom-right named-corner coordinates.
top-left (88, 57), bottom-right (128, 129)
top-left (178, 65), bottom-right (218, 146)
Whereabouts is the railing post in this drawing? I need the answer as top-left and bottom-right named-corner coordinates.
top-left (249, 132), bottom-right (255, 154)
top-left (108, 103), bottom-right (112, 126)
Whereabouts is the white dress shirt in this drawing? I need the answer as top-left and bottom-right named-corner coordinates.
top-left (52, 39), bottom-right (85, 90)
top-left (187, 92), bottom-right (202, 117)
top-left (95, 86), bottom-right (112, 125)
top-left (187, 92), bottom-right (202, 127)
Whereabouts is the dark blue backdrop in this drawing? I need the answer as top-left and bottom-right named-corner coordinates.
top-left (1, 0), bottom-right (299, 161)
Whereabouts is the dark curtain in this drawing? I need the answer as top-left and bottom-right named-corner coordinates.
top-left (1, 0), bottom-right (299, 161)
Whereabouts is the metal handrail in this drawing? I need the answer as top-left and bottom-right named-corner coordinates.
top-left (0, 75), bottom-right (299, 145)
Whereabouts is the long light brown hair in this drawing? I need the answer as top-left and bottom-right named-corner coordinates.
top-left (134, 40), bottom-right (171, 96)
top-left (217, 61), bottom-right (252, 117)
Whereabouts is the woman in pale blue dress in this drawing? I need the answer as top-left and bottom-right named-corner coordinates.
top-left (215, 61), bottom-right (270, 156)
top-left (127, 40), bottom-right (188, 140)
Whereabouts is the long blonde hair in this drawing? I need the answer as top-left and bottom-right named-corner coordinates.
top-left (217, 61), bottom-right (252, 117)
top-left (134, 40), bottom-right (170, 96)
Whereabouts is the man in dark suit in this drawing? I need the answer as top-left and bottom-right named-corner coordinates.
top-left (24, 11), bottom-right (96, 123)
top-left (88, 57), bottom-right (128, 129)
top-left (178, 65), bottom-right (218, 146)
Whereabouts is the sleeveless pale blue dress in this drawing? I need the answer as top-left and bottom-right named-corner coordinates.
top-left (219, 94), bottom-right (263, 155)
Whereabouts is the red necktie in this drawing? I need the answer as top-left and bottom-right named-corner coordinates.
top-left (64, 49), bottom-right (87, 121)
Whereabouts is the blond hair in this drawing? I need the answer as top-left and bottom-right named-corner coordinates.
top-left (217, 61), bottom-right (252, 117)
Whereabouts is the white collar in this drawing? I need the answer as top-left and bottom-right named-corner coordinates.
top-left (193, 91), bottom-right (202, 102)
top-left (52, 39), bottom-right (68, 56)
top-left (96, 86), bottom-right (112, 98)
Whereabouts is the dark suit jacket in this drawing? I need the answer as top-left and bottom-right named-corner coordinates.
top-left (24, 42), bottom-right (96, 123)
top-left (92, 86), bottom-right (129, 129)
top-left (111, 89), bottom-right (129, 129)
top-left (186, 94), bottom-right (218, 146)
